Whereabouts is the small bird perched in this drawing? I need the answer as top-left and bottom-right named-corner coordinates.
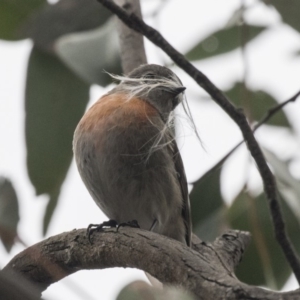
top-left (73, 64), bottom-right (192, 246)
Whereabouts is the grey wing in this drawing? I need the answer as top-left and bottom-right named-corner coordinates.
top-left (171, 140), bottom-right (192, 247)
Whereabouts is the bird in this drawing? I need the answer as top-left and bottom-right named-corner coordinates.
top-left (73, 64), bottom-right (192, 247)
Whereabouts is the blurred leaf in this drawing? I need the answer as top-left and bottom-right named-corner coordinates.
top-left (0, 0), bottom-right (45, 40)
top-left (25, 47), bottom-right (90, 234)
top-left (185, 25), bottom-right (266, 61)
top-left (194, 207), bottom-right (228, 242)
top-left (0, 177), bottom-right (19, 252)
top-left (294, 49), bottom-right (300, 57)
top-left (225, 82), bottom-right (291, 128)
top-left (56, 17), bottom-right (122, 86)
top-left (190, 153), bottom-right (232, 241)
top-left (117, 281), bottom-right (196, 300)
top-left (225, 7), bottom-right (244, 28)
top-left (266, 0), bottom-right (300, 33)
top-left (43, 189), bottom-right (59, 236)
top-left (262, 148), bottom-right (300, 221)
top-left (22, 0), bottom-right (112, 53)
top-left (228, 191), bottom-right (300, 289)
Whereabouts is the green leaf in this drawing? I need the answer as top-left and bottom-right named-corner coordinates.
top-left (25, 47), bottom-right (90, 234)
top-left (225, 82), bottom-right (291, 128)
top-left (0, 0), bottom-right (45, 40)
top-left (267, 0), bottom-right (300, 33)
top-left (185, 25), bottom-right (266, 61)
top-left (23, 0), bottom-right (112, 52)
top-left (228, 191), bottom-right (300, 289)
top-left (194, 207), bottom-right (227, 242)
top-left (262, 148), bottom-right (300, 221)
top-left (0, 177), bottom-right (19, 252)
top-left (55, 17), bottom-right (122, 86)
top-left (190, 153), bottom-right (232, 241)
top-left (43, 190), bottom-right (59, 235)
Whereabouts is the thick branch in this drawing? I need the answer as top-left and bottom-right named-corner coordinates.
top-left (114, 0), bottom-right (147, 73)
top-left (2, 228), bottom-right (299, 299)
top-left (96, 0), bottom-right (300, 283)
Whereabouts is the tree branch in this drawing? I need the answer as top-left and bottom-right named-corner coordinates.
top-left (114, 0), bottom-right (147, 73)
top-left (253, 90), bottom-right (300, 131)
top-left (2, 228), bottom-right (299, 299)
top-left (96, 0), bottom-right (300, 284)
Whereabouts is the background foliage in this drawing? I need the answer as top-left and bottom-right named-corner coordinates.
top-left (1, 0), bottom-right (300, 298)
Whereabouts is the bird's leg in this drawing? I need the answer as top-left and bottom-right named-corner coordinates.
top-left (117, 220), bottom-right (140, 231)
top-left (87, 220), bottom-right (118, 243)
top-left (149, 218), bottom-right (158, 231)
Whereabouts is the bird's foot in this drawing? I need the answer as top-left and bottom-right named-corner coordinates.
top-left (117, 220), bottom-right (140, 231)
top-left (87, 220), bottom-right (118, 243)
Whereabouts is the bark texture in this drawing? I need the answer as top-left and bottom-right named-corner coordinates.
top-left (2, 228), bottom-right (300, 299)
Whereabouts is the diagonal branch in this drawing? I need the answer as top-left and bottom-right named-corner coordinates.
top-left (253, 90), bottom-right (300, 131)
top-left (202, 89), bottom-right (300, 195)
top-left (96, 0), bottom-right (300, 283)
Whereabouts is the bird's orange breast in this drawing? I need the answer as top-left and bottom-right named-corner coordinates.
top-left (77, 93), bottom-right (158, 133)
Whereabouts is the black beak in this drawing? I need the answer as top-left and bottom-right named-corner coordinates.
top-left (169, 86), bottom-right (186, 96)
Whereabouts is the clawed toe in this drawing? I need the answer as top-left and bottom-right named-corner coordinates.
top-left (87, 220), bottom-right (118, 243)
top-left (117, 220), bottom-right (140, 231)
top-left (87, 219), bottom-right (140, 243)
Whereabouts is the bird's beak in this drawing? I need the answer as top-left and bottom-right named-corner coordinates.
top-left (169, 86), bottom-right (186, 96)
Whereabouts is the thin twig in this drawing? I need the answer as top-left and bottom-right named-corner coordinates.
top-left (201, 90), bottom-right (300, 193)
top-left (97, 0), bottom-right (300, 283)
top-left (210, 89), bottom-right (300, 183)
top-left (253, 90), bottom-right (300, 131)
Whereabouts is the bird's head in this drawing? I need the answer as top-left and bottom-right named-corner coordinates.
top-left (111, 64), bottom-right (186, 121)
